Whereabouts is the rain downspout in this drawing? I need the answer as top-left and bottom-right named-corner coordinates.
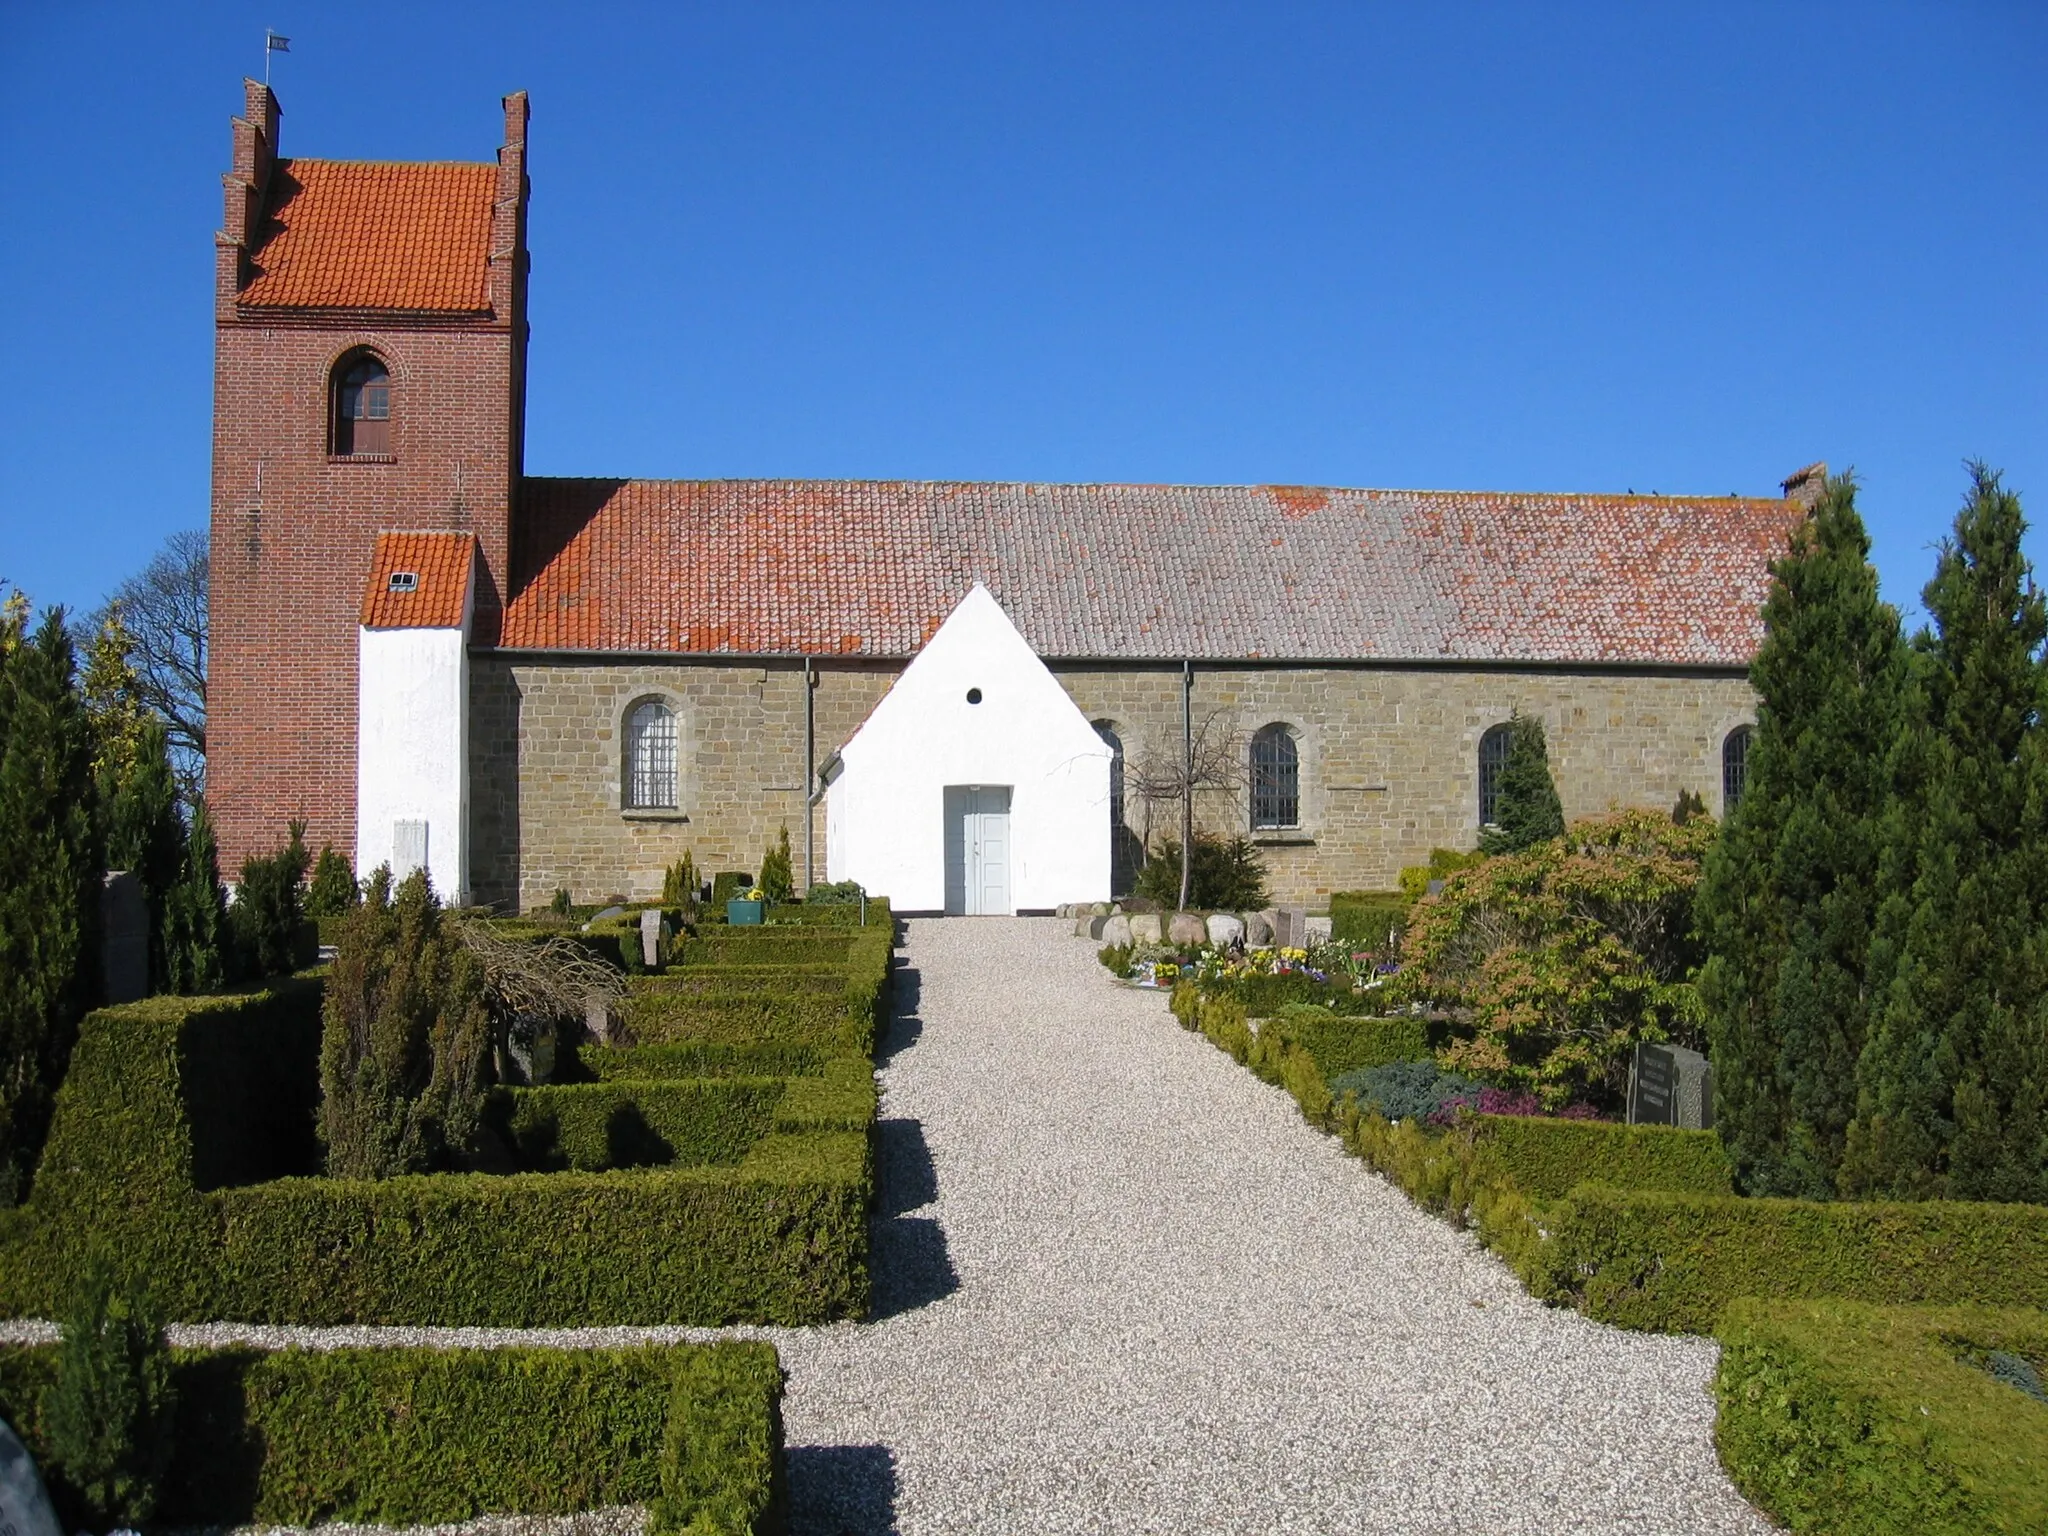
top-left (803, 655), bottom-right (815, 893)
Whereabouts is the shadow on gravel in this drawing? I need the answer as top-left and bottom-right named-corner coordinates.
top-left (877, 966), bottom-right (922, 1065)
top-left (785, 1442), bottom-right (899, 1535)
top-left (869, 1117), bottom-right (958, 1319)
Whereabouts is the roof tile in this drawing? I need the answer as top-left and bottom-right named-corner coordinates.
top-left (498, 480), bottom-right (1800, 666)
top-left (361, 532), bottom-right (475, 629)
top-left (241, 160), bottom-right (497, 311)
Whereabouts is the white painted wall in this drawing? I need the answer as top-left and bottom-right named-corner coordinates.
top-left (828, 584), bottom-right (1112, 911)
top-left (357, 624), bottom-right (469, 904)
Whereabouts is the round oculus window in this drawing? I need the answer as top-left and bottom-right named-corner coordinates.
top-left (966, 688), bottom-right (983, 704)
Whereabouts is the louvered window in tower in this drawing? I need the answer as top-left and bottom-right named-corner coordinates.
top-left (626, 700), bottom-right (678, 810)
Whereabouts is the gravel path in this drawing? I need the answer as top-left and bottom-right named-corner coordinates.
top-left (774, 916), bottom-right (1772, 1535)
top-left (0, 916), bottom-right (1773, 1535)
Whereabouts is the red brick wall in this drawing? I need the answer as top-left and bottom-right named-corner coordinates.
top-left (207, 84), bottom-right (528, 871)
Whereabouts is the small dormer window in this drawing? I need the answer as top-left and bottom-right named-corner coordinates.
top-left (388, 571), bottom-right (418, 593)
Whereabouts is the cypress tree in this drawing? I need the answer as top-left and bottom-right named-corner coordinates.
top-left (1695, 474), bottom-right (1905, 1197)
top-left (162, 798), bottom-right (231, 995)
top-left (0, 607), bottom-right (99, 1205)
top-left (1843, 465), bottom-right (2048, 1202)
top-left (1478, 711), bottom-right (1565, 854)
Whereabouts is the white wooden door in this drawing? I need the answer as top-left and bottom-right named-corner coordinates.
top-left (943, 785), bottom-right (1013, 914)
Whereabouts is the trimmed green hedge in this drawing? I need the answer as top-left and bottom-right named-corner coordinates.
top-left (0, 988), bottom-right (871, 1326)
top-left (0, 1340), bottom-right (783, 1531)
top-left (1715, 1300), bottom-right (2048, 1535)
top-left (681, 932), bottom-right (860, 967)
top-left (1471, 1116), bottom-right (1731, 1202)
top-left (487, 1080), bottom-right (784, 1170)
top-left (1530, 1184), bottom-right (2048, 1334)
top-left (574, 1040), bottom-right (826, 1081)
top-left (1263, 1007), bottom-right (1437, 1081)
top-left (1208, 971), bottom-right (1373, 1015)
top-left (639, 964), bottom-right (854, 997)
top-left (620, 991), bottom-right (864, 1050)
top-left (1328, 890), bottom-right (1408, 948)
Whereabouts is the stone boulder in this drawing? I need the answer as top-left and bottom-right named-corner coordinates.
top-left (1128, 913), bottom-right (1163, 945)
top-left (1101, 914), bottom-right (1134, 947)
top-left (1206, 913), bottom-right (1245, 948)
top-left (1243, 910), bottom-right (1274, 946)
top-left (1089, 915), bottom-right (1111, 940)
top-left (0, 1418), bottom-right (61, 1536)
top-left (1168, 911), bottom-right (1208, 946)
top-left (1092, 901), bottom-right (1114, 917)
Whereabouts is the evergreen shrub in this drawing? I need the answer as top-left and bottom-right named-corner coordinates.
top-left (232, 820), bottom-right (314, 978)
top-left (1715, 1299), bottom-right (2048, 1536)
top-left (1135, 834), bottom-right (1269, 911)
top-left (1263, 1007), bottom-right (1434, 1080)
top-left (486, 1080), bottom-right (784, 1170)
top-left (162, 797), bottom-right (232, 994)
top-left (758, 826), bottom-right (794, 905)
top-left (710, 872), bottom-right (754, 906)
top-left (42, 1260), bottom-right (176, 1525)
top-left (1478, 711), bottom-right (1565, 854)
top-left (1327, 1059), bottom-right (1480, 1123)
top-left (304, 843), bottom-right (360, 918)
top-left (0, 1339), bottom-right (783, 1530)
top-left (1327, 891), bottom-right (1408, 948)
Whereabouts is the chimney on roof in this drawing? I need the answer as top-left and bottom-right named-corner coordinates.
top-left (1781, 461), bottom-right (1828, 511)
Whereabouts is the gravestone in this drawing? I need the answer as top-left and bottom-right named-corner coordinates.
top-left (0, 1417), bottom-right (62, 1536)
top-left (640, 907), bottom-right (666, 968)
top-left (101, 870), bottom-right (148, 1004)
top-left (1671, 1045), bottom-right (1714, 1130)
top-left (1244, 911), bottom-right (1274, 946)
top-left (1304, 915), bottom-right (1333, 945)
top-left (1628, 1043), bottom-right (1678, 1126)
top-left (1273, 906), bottom-right (1308, 948)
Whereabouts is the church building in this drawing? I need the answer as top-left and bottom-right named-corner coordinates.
top-left (207, 82), bottom-right (1808, 914)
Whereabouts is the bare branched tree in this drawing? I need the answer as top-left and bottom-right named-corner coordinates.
top-left (1125, 709), bottom-right (1245, 909)
top-left (449, 914), bottom-right (627, 1040)
top-left (90, 529), bottom-right (207, 796)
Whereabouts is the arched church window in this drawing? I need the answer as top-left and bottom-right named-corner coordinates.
top-left (1479, 721), bottom-right (1513, 826)
top-left (1250, 724), bottom-right (1299, 830)
top-left (332, 352), bottom-right (392, 455)
top-left (625, 700), bottom-right (678, 810)
top-left (1723, 725), bottom-right (1754, 811)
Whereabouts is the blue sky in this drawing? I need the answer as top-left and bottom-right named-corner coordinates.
top-left (2, 2), bottom-right (2042, 626)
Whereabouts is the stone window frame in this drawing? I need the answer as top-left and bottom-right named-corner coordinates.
top-left (1246, 718), bottom-right (1318, 845)
top-left (615, 687), bottom-right (693, 822)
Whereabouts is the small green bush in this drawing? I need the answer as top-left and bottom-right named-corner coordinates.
top-left (661, 850), bottom-right (701, 909)
top-left (0, 1340), bottom-right (782, 1528)
top-left (232, 819), bottom-right (314, 979)
top-left (1471, 1115), bottom-right (1731, 1202)
top-left (1328, 891), bottom-right (1408, 948)
top-left (1328, 1060), bottom-right (1480, 1122)
top-left (1098, 943), bottom-right (1133, 976)
top-left (1136, 834), bottom-right (1269, 911)
top-left (710, 872), bottom-right (754, 906)
top-left (1715, 1300), bottom-right (2048, 1536)
top-left (304, 843), bottom-right (360, 918)
top-left (759, 826), bottom-right (794, 905)
top-left (804, 879), bottom-right (864, 905)
top-left (42, 1260), bottom-right (176, 1525)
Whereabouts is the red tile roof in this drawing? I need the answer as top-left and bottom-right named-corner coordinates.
top-left (499, 480), bottom-right (1801, 666)
top-left (241, 160), bottom-right (497, 311)
top-left (361, 532), bottom-right (475, 629)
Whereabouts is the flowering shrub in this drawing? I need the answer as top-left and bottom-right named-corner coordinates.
top-left (1394, 808), bottom-right (1711, 1110)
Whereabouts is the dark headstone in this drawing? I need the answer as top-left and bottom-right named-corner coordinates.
top-left (1629, 1043), bottom-right (1678, 1126)
top-left (101, 870), bottom-right (148, 1004)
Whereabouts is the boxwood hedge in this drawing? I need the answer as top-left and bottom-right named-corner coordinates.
top-left (0, 1339), bottom-right (783, 1532)
top-left (487, 1080), bottom-right (785, 1170)
top-left (1715, 1299), bottom-right (2048, 1535)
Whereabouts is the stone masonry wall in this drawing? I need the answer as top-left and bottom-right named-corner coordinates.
top-left (472, 655), bottom-right (1755, 912)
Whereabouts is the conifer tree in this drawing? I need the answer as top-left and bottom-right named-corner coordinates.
top-left (0, 607), bottom-right (99, 1204)
top-left (1479, 711), bottom-right (1565, 854)
top-left (102, 718), bottom-right (187, 992)
top-left (305, 843), bottom-right (360, 918)
top-left (319, 867), bottom-right (492, 1178)
top-left (162, 798), bottom-right (231, 995)
top-left (1843, 465), bottom-right (2048, 1202)
top-left (1695, 474), bottom-right (1905, 1196)
top-left (42, 1258), bottom-right (176, 1522)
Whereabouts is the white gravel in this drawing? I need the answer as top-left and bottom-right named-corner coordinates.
top-left (0, 916), bottom-right (1774, 1535)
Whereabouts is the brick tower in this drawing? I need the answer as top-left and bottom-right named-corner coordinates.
top-left (207, 80), bottom-right (528, 870)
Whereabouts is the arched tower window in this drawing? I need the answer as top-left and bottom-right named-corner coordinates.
top-left (1479, 722), bottom-right (1513, 826)
top-left (625, 700), bottom-right (678, 810)
top-left (332, 353), bottom-right (392, 455)
top-left (1250, 724), bottom-right (1299, 830)
top-left (1723, 725), bottom-right (1754, 811)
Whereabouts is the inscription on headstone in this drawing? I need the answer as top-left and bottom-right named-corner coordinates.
top-left (1629, 1043), bottom-right (1678, 1126)
top-left (100, 871), bottom-right (148, 1005)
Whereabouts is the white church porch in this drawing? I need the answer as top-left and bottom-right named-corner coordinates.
top-left (826, 585), bottom-right (1113, 913)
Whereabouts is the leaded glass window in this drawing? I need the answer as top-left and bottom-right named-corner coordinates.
top-left (1479, 722), bottom-right (1512, 825)
top-left (626, 700), bottom-right (678, 809)
top-left (1250, 724), bottom-right (1299, 830)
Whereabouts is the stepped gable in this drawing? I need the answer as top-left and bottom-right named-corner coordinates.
top-left (500, 479), bottom-right (1802, 667)
top-left (240, 159), bottom-right (499, 311)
